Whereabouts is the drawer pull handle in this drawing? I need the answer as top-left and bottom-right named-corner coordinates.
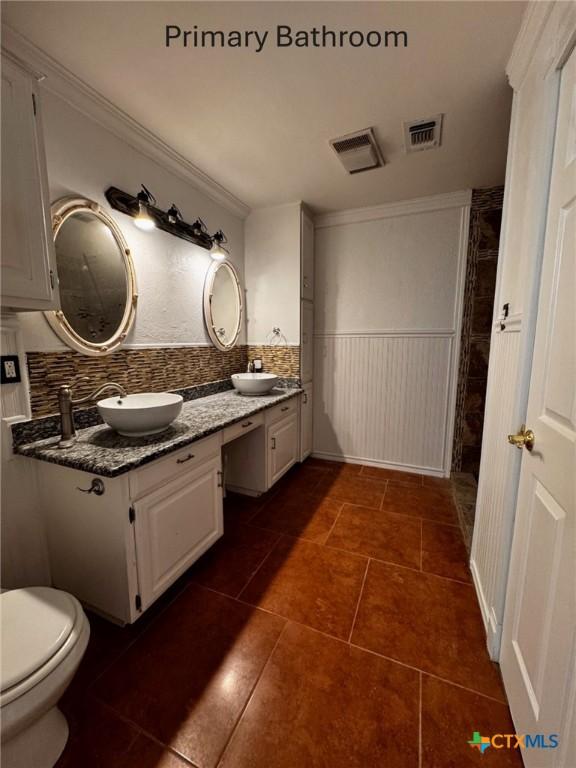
top-left (271, 437), bottom-right (276, 449)
top-left (241, 421), bottom-right (253, 428)
top-left (176, 453), bottom-right (195, 464)
top-left (217, 470), bottom-right (223, 488)
top-left (303, 393), bottom-right (308, 404)
top-left (77, 478), bottom-right (105, 496)
top-left (281, 406), bottom-right (289, 412)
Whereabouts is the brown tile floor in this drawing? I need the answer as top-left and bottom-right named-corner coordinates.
top-left (57, 459), bottom-right (521, 767)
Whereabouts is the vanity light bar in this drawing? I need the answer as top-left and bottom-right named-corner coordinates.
top-left (105, 186), bottom-right (214, 251)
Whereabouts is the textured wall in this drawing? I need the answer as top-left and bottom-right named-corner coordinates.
top-left (452, 187), bottom-right (504, 475)
top-left (18, 90), bottom-right (246, 353)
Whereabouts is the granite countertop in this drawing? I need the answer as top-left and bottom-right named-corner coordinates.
top-left (16, 388), bottom-right (301, 478)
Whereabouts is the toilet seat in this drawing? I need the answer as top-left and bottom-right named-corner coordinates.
top-left (0, 588), bottom-right (84, 707)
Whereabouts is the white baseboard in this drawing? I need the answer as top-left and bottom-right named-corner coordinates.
top-left (310, 451), bottom-right (447, 478)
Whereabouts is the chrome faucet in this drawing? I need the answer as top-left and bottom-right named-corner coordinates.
top-left (58, 378), bottom-right (127, 448)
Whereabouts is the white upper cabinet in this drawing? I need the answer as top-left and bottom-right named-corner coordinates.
top-left (1, 53), bottom-right (59, 310)
top-left (301, 209), bottom-right (314, 301)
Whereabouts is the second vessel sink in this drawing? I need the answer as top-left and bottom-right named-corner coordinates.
top-left (232, 373), bottom-right (279, 395)
top-left (97, 393), bottom-right (183, 436)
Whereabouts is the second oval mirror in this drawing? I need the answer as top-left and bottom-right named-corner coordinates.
top-left (203, 261), bottom-right (243, 350)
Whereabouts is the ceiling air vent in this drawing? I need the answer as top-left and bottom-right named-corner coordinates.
top-left (329, 128), bottom-right (384, 174)
top-left (404, 115), bottom-right (443, 152)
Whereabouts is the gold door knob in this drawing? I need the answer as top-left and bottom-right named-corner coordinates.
top-left (507, 424), bottom-right (535, 451)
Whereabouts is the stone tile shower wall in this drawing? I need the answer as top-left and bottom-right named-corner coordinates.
top-left (452, 186), bottom-right (504, 476)
top-left (27, 345), bottom-right (248, 417)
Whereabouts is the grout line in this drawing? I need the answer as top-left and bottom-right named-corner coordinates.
top-left (321, 501), bottom-right (346, 544)
top-left (347, 557), bottom-right (371, 643)
top-left (418, 672), bottom-right (423, 768)
top-left (93, 696), bottom-right (201, 767)
top-left (345, 641), bottom-right (509, 705)
top-left (322, 541), bottom-right (421, 575)
top-left (235, 533), bottom-right (285, 600)
top-left (215, 621), bottom-right (288, 767)
top-left (420, 519), bottom-right (423, 571)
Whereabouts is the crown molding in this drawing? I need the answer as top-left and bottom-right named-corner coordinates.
top-left (506, 2), bottom-right (554, 90)
top-left (506, 1), bottom-right (576, 91)
top-left (314, 189), bottom-right (472, 229)
top-left (1, 26), bottom-right (251, 220)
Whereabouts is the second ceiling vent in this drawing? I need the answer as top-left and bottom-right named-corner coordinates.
top-left (404, 115), bottom-right (443, 152)
top-left (329, 128), bottom-right (384, 174)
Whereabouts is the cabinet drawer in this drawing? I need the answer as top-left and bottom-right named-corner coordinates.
top-left (223, 412), bottom-right (264, 444)
top-left (129, 433), bottom-right (222, 500)
top-left (265, 397), bottom-right (298, 425)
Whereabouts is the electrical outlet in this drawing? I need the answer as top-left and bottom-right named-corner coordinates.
top-left (1, 355), bottom-right (22, 384)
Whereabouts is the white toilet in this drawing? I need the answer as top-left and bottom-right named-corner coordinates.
top-left (0, 587), bottom-right (90, 768)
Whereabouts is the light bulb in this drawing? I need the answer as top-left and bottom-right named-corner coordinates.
top-left (134, 201), bottom-right (155, 231)
top-left (210, 243), bottom-right (228, 261)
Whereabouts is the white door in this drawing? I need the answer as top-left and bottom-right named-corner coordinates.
top-left (134, 456), bottom-right (223, 611)
top-left (301, 300), bottom-right (314, 383)
top-left (268, 415), bottom-right (298, 486)
top-left (300, 384), bottom-right (313, 460)
top-left (301, 210), bottom-right (314, 301)
top-left (1, 56), bottom-right (58, 309)
top-left (500, 47), bottom-right (576, 767)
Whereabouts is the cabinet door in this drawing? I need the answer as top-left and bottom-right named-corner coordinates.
top-left (268, 414), bottom-right (298, 487)
top-left (300, 385), bottom-right (313, 460)
top-left (301, 300), bottom-right (314, 384)
top-left (1, 56), bottom-right (58, 310)
top-left (134, 455), bottom-right (223, 612)
top-left (301, 210), bottom-right (314, 301)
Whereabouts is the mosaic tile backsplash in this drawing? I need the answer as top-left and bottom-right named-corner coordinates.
top-left (26, 343), bottom-right (302, 417)
top-left (246, 345), bottom-right (300, 379)
top-left (26, 345), bottom-right (248, 417)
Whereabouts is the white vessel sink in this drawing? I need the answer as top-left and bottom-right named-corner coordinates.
top-left (232, 373), bottom-right (279, 396)
top-left (97, 393), bottom-right (183, 436)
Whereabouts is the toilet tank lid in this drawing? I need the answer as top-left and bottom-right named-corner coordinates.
top-left (1, 587), bottom-right (80, 692)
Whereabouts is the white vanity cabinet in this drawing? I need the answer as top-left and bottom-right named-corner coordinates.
top-left (1, 53), bottom-right (59, 311)
top-left (36, 434), bottom-right (223, 624)
top-left (224, 395), bottom-right (300, 495)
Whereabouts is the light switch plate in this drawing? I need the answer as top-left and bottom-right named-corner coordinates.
top-left (1, 355), bottom-right (22, 384)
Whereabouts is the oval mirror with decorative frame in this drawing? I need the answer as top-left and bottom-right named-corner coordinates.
top-left (45, 197), bottom-right (137, 356)
top-left (203, 261), bottom-right (243, 351)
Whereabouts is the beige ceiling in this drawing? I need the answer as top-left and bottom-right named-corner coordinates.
top-left (3, 1), bottom-right (525, 214)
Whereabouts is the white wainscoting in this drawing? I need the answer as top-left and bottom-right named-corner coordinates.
top-left (471, 323), bottom-right (523, 658)
top-left (313, 330), bottom-right (455, 475)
